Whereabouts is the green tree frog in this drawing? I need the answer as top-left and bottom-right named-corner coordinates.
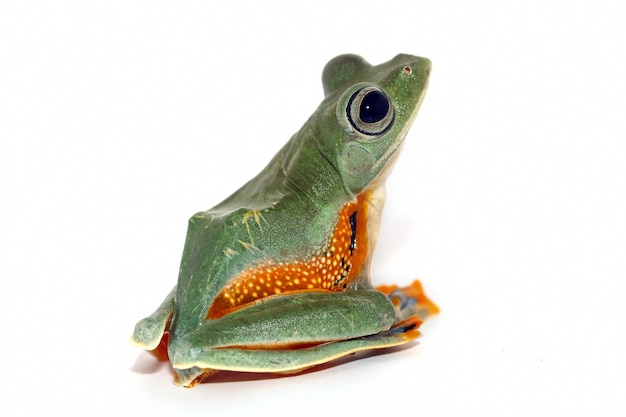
top-left (131, 54), bottom-right (438, 387)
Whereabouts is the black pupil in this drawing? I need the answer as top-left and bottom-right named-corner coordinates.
top-left (359, 90), bottom-right (389, 123)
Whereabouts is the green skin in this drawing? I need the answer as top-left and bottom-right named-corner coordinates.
top-left (132, 54), bottom-right (431, 387)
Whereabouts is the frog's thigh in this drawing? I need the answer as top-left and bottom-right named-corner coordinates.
top-left (170, 290), bottom-right (404, 372)
top-left (131, 286), bottom-right (175, 350)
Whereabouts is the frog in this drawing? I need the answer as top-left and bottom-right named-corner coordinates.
top-left (131, 53), bottom-right (438, 387)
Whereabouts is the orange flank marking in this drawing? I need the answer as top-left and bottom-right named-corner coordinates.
top-left (376, 279), bottom-right (440, 317)
top-left (207, 193), bottom-right (371, 319)
top-left (148, 331), bottom-right (170, 362)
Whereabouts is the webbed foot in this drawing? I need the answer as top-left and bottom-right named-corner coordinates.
top-left (376, 279), bottom-right (439, 321)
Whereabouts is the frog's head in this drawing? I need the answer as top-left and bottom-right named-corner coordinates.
top-left (318, 54), bottom-right (431, 195)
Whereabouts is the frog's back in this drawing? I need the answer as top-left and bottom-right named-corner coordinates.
top-left (171, 126), bottom-right (352, 335)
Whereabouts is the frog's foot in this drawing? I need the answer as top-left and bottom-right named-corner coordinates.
top-left (174, 367), bottom-right (220, 388)
top-left (376, 279), bottom-right (439, 321)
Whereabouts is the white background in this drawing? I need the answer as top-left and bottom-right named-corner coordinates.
top-left (1, 1), bottom-right (625, 415)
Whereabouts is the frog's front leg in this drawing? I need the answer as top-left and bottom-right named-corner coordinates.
top-left (168, 289), bottom-right (421, 387)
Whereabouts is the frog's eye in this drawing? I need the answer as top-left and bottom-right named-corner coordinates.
top-left (347, 87), bottom-right (395, 137)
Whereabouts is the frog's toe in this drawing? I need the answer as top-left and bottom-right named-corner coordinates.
top-left (376, 279), bottom-right (439, 320)
top-left (173, 366), bottom-right (219, 388)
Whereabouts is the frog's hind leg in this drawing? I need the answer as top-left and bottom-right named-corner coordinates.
top-left (166, 289), bottom-right (434, 387)
top-left (170, 316), bottom-right (425, 388)
top-left (376, 279), bottom-right (439, 321)
top-left (131, 286), bottom-right (176, 361)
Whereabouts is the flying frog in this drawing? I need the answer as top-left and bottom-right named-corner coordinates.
top-left (131, 53), bottom-right (438, 387)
